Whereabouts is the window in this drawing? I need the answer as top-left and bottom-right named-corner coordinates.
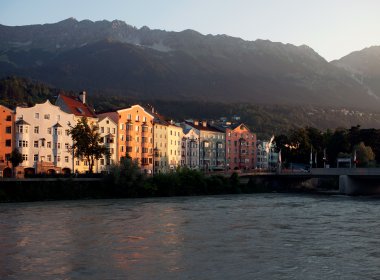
top-left (120, 123), bottom-right (124, 130)
top-left (57, 156), bottom-right (61, 162)
top-left (65, 130), bottom-right (70, 136)
top-left (135, 115), bottom-right (140, 121)
top-left (47, 142), bottom-right (51, 148)
top-left (65, 156), bottom-right (69, 163)
top-left (65, 143), bottom-right (69, 150)
top-left (142, 147), bottom-right (148, 153)
top-left (120, 146), bottom-right (124, 152)
top-left (34, 141), bottom-right (38, 148)
top-left (127, 146), bottom-right (132, 153)
top-left (127, 114), bottom-right (131, 120)
top-left (142, 126), bottom-right (148, 132)
top-left (100, 158), bottom-right (105, 165)
top-left (18, 126), bottom-right (23, 133)
top-left (35, 113), bottom-right (39, 119)
top-left (47, 155), bottom-right (51, 162)
top-left (34, 154), bottom-right (38, 162)
top-left (47, 128), bottom-right (52, 134)
top-left (143, 116), bottom-right (147, 122)
top-left (22, 154), bottom-right (28, 161)
top-left (135, 147), bottom-right (139, 153)
top-left (127, 124), bottom-right (133, 131)
top-left (5, 139), bottom-right (11, 147)
top-left (135, 126), bottom-right (139, 132)
top-left (44, 114), bottom-right (50, 120)
top-left (34, 126), bottom-right (39, 134)
top-left (6, 115), bottom-right (11, 121)
top-left (5, 126), bottom-right (11, 134)
top-left (101, 127), bottom-right (104, 133)
top-left (57, 143), bottom-right (61, 149)
top-left (126, 135), bottom-right (132, 141)
top-left (18, 140), bottom-right (28, 147)
top-left (112, 128), bottom-right (116, 134)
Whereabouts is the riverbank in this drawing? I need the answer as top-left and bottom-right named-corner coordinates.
top-left (0, 169), bottom-right (339, 203)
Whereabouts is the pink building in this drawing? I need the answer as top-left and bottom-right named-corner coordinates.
top-left (226, 123), bottom-right (256, 171)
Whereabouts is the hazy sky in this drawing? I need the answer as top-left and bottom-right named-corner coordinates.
top-left (1, 0), bottom-right (379, 61)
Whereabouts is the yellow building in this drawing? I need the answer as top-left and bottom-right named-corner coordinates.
top-left (167, 121), bottom-right (183, 170)
top-left (153, 115), bottom-right (169, 174)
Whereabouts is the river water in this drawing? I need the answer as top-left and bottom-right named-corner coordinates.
top-left (1, 194), bottom-right (380, 280)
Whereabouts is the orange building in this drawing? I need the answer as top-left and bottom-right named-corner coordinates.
top-left (0, 105), bottom-right (15, 177)
top-left (117, 105), bottom-right (154, 174)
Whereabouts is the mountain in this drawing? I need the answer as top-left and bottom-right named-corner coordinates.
top-left (0, 18), bottom-right (379, 109)
top-left (332, 46), bottom-right (380, 101)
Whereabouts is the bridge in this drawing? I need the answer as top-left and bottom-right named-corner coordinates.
top-left (235, 168), bottom-right (380, 195)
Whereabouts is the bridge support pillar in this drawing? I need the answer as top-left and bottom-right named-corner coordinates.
top-left (339, 175), bottom-right (355, 195)
top-left (339, 175), bottom-right (380, 195)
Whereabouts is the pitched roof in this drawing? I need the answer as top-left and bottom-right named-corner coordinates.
top-left (15, 119), bottom-right (30, 125)
top-left (58, 94), bottom-right (97, 118)
top-left (185, 121), bottom-right (224, 133)
top-left (97, 112), bottom-right (119, 124)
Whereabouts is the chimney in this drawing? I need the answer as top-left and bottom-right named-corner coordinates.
top-left (194, 120), bottom-right (199, 126)
top-left (202, 121), bottom-right (207, 127)
top-left (79, 91), bottom-right (86, 104)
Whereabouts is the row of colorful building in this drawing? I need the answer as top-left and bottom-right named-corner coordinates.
top-left (0, 92), bottom-right (278, 177)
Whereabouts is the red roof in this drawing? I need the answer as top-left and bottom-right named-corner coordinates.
top-left (58, 95), bottom-right (97, 118)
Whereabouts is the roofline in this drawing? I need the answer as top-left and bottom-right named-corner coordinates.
top-left (117, 104), bottom-right (155, 119)
top-left (98, 115), bottom-right (117, 125)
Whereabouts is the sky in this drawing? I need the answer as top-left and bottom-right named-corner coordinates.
top-left (1, 0), bottom-right (380, 61)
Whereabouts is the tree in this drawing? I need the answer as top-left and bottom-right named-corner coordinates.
top-left (9, 148), bottom-right (23, 177)
top-left (354, 142), bottom-right (375, 167)
top-left (69, 117), bottom-right (108, 173)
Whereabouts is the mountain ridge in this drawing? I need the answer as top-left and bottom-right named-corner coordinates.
top-left (0, 18), bottom-right (379, 110)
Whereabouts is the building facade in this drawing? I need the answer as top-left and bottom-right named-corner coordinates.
top-left (256, 140), bottom-right (278, 170)
top-left (153, 116), bottom-right (169, 174)
top-left (225, 123), bottom-right (257, 170)
top-left (181, 127), bottom-right (200, 169)
top-left (55, 92), bottom-right (98, 173)
top-left (96, 113), bottom-right (118, 173)
top-left (167, 121), bottom-right (182, 170)
top-left (117, 105), bottom-right (154, 174)
top-left (184, 120), bottom-right (225, 171)
top-left (15, 100), bottom-right (75, 176)
top-left (0, 105), bottom-right (15, 177)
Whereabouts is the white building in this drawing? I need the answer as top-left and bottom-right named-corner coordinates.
top-left (256, 140), bottom-right (278, 170)
top-left (15, 100), bottom-right (75, 175)
top-left (181, 127), bottom-right (200, 169)
top-left (96, 113), bottom-right (118, 173)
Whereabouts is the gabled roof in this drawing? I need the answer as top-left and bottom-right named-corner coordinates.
top-left (57, 94), bottom-right (97, 118)
top-left (230, 123), bottom-right (251, 132)
top-left (97, 112), bottom-right (118, 124)
top-left (185, 121), bottom-right (224, 133)
top-left (15, 119), bottom-right (30, 125)
top-left (0, 104), bottom-right (14, 112)
top-left (117, 104), bottom-right (155, 119)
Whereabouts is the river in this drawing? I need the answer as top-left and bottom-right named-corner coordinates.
top-left (1, 194), bottom-right (380, 279)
